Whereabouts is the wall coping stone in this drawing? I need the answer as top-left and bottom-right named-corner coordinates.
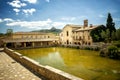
top-left (45, 65), bottom-right (83, 80)
top-left (22, 56), bottom-right (39, 65)
top-left (14, 52), bottom-right (22, 56)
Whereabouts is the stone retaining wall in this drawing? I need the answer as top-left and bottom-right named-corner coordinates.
top-left (4, 48), bottom-right (83, 80)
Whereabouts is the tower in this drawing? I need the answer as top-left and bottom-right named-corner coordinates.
top-left (84, 19), bottom-right (88, 28)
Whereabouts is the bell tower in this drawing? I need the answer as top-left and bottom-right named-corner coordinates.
top-left (84, 19), bottom-right (88, 28)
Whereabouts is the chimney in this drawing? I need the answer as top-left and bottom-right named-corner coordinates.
top-left (84, 19), bottom-right (88, 28)
top-left (90, 24), bottom-right (93, 28)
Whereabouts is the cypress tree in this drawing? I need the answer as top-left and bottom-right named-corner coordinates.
top-left (106, 13), bottom-right (116, 37)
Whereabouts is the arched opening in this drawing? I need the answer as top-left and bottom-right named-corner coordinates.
top-left (6, 43), bottom-right (14, 48)
top-left (26, 42), bottom-right (32, 47)
top-left (78, 42), bottom-right (81, 45)
top-left (67, 40), bottom-right (69, 44)
top-left (88, 42), bottom-right (91, 45)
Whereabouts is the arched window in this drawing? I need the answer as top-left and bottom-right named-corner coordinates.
top-left (66, 31), bottom-right (69, 36)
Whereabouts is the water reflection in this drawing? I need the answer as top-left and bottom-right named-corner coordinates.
top-left (17, 47), bottom-right (120, 80)
top-left (36, 52), bottom-right (66, 68)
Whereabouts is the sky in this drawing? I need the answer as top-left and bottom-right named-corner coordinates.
top-left (0, 0), bottom-right (120, 33)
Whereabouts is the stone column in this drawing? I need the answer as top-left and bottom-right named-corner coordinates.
top-left (14, 43), bottom-right (17, 48)
top-left (32, 42), bottom-right (34, 48)
top-left (41, 42), bottom-right (43, 46)
top-left (24, 42), bottom-right (26, 47)
top-left (4, 43), bottom-right (6, 49)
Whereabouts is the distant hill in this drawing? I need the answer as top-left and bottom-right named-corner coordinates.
top-left (31, 27), bottom-right (62, 34)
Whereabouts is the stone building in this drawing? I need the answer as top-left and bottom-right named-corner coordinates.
top-left (60, 19), bottom-right (98, 45)
top-left (2, 32), bottom-right (59, 48)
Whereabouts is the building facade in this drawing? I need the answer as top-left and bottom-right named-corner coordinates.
top-left (3, 32), bottom-right (59, 48)
top-left (60, 20), bottom-right (98, 46)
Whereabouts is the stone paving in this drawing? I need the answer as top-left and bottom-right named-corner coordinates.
top-left (0, 48), bottom-right (42, 80)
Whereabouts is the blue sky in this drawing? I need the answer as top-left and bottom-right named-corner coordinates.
top-left (0, 0), bottom-right (120, 33)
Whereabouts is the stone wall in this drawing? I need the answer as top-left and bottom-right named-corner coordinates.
top-left (4, 48), bottom-right (83, 80)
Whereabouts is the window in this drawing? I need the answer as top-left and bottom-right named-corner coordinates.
top-left (66, 31), bottom-right (69, 36)
top-left (79, 36), bottom-right (81, 40)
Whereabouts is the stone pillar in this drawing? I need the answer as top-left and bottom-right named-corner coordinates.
top-left (24, 42), bottom-right (26, 47)
top-left (32, 42), bottom-right (34, 48)
top-left (4, 43), bottom-right (6, 49)
top-left (41, 42), bottom-right (43, 46)
top-left (14, 43), bottom-right (17, 48)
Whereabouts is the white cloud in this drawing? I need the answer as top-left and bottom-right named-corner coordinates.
top-left (13, 8), bottom-right (20, 13)
top-left (6, 19), bottom-right (52, 29)
top-left (6, 18), bottom-right (66, 29)
top-left (23, 8), bottom-right (36, 15)
top-left (13, 8), bottom-right (20, 15)
top-left (3, 18), bottom-right (14, 22)
top-left (45, 0), bottom-right (50, 2)
top-left (23, 0), bottom-right (37, 4)
top-left (8, 0), bottom-right (27, 8)
top-left (99, 14), bottom-right (105, 18)
top-left (0, 19), bottom-right (3, 23)
top-left (113, 18), bottom-right (120, 21)
top-left (51, 22), bottom-right (66, 27)
top-left (0, 18), bottom-right (14, 23)
top-left (61, 17), bottom-right (76, 21)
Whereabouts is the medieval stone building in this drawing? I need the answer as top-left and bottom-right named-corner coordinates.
top-left (60, 20), bottom-right (98, 45)
top-left (2, 32), bottom-right (59, 48)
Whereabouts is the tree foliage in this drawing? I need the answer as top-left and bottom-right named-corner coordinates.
top-left (91, 13), bottom-right (117, 42)
top-left (100, 29), bottom-right (111, 42)
top-left (116, 28), bottom-right (120, 40)
top-left (106, 13), bottom-right (116, 37)
top-left (0, 33), bottom-right (5, 37)
top-left (90, 25), bottom-right (106, 42)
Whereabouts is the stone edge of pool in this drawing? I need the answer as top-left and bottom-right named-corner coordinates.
top-left (4, 48), bottom-right (83, 80)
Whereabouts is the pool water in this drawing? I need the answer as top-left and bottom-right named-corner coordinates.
top-left (17, 47), bottom-right (120, 80)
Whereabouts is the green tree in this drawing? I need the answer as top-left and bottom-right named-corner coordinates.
top-left (101, 30), bottom-right (106, 41)
top-left (106, 13), bottom-right (116, 37)
top-left (0, 33), bottom-right (5, 37)
top-left (100, 29), bottom-right (110, 42)
top-left (111, 31), bottom-right (116, 41)
top-left (106, 29), bottom-right (110, 42)
top-left (116, 28), bottom-right (120, 40)
top-left (90, 25), bottom-right (106, 42)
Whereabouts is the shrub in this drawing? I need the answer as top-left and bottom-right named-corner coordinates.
top-left (99, 48), bottom-right (108, 57)
top-left (84, 47), bottom-right (90, 50)
top-left (107, 45), bottom-right (119, 59)
top-left (113, 42), bottom-right (120, 48)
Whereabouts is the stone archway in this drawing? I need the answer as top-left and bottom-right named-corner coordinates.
top-left (67, 40), bottom-right (69, 44)
top-left (78, 42), bottom-right (81, 45)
